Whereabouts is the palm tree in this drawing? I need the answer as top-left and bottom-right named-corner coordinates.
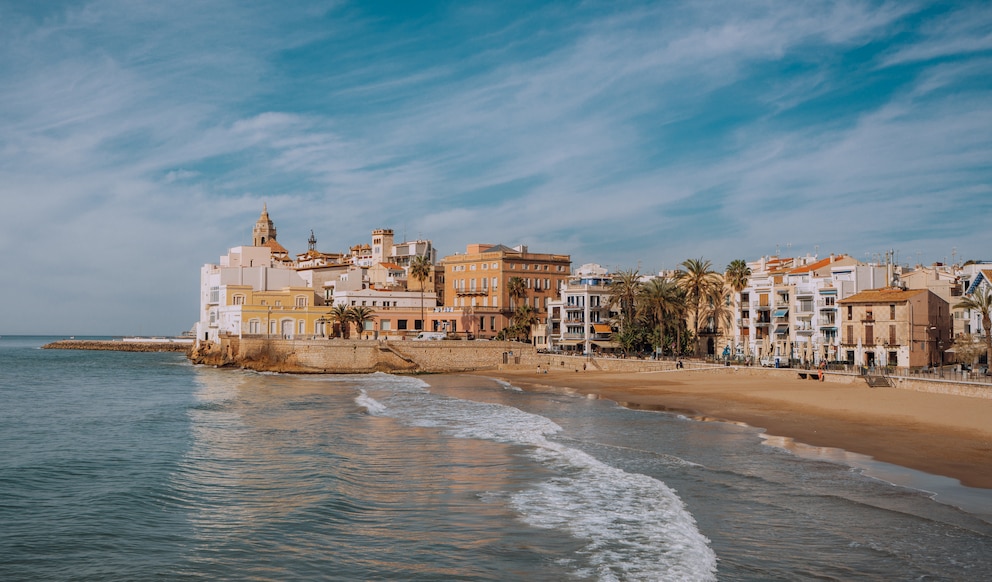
top-left (409, 254), bottom-right (433, 333)
top-left (638, 277), bottom-right (681, 355)
top-left (608, 269), bottom-right (642, 333)
top-left (724, 259), bottom-right (751, 356)
top-left (675, 258), bottom-right (722, 356)
top-left (507, 276), bottom-right (526, 310)
top-left (511, 304), bottom-right (540, 343)
top-left (347, 305), bottom-right (376, 339)
top-left (956, 288), bottom-right (992, 370)
top-left (329, 304), bottom-right (351, 338)
top-left (704, 287), bottom-right (735, 357)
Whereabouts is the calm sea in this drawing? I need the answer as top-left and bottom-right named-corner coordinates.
top-left (1, 336), bottom-right (990, 581)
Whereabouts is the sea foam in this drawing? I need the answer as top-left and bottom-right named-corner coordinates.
top-left (361, 376), bottom-right (718, 581)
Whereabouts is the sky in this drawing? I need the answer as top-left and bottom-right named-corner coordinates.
top-left (1, 0), bottom-right (990, 335)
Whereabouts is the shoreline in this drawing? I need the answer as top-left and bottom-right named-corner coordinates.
top-left (468, 367), bottom-right (992, 491)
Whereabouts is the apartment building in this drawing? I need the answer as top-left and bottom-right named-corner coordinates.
top-left (837, 288), bottom-right (949, 369)
top-left (546, 264), bottom-right (616, 354)
top-left (441, 244), bottom-right (571, 341)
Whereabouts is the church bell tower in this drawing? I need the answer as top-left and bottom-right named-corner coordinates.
top-left (252, 204), bottom-right (277, 246)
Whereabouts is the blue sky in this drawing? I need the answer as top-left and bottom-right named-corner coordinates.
top-left (2, 0), bottom-right (990, 335)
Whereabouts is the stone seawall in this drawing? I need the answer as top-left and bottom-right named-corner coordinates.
top-left (188, 337), bottom-right (535, 374)
top-left (42, 340), bottom-right (192, 353)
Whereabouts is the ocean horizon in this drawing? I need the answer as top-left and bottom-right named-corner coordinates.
top-left (2, 335), bottom-right (990, 580)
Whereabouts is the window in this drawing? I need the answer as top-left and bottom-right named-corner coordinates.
top-left (398, 320), bottom-right (408, 330)
top-left (490, 316), bottom-right (496, 330)
top-left (890, 304), bottom-right (896, 319)
top-left (492, 277), bottom-right (498, 288)
top-left (865, 325), bottom-right (873, 344)
top-left (209, 287), bottom-right (219, 303)
top-left (847, 305), bottom-right (853, 320)
top-left (888, 351), bottom-right (897, 366)
top-left (889, 325), bottom-right (896, 345)
top-left (295, 296), bottom-right (307, 307)
top-left (479, 316), bottom-right (485, 331)
top-left (846, 325), bottom-right (853, 344)
top-left (275, 300), bottom-right (282, 307)
top-left (299, 321), bottom-right (305, 334)
top-left (233, 294), bottom-right (245, 305)
top-left (380, 320), bottom-right (391, 331)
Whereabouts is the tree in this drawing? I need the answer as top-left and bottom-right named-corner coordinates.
top-left (347, 306), bottom-right (376, 339)
top-left (956, 288), bottom-right (992, 369)
top-left (329, 304), bottom-right (351, 338)
top-left (724, 259), bottom-right (751, 295)
top-left (608, 269), bottom-right (642, 333)
top-left (951, 333), bottom-right (985, 368)
top-left (704, 287), bottom-right (735, 357)
top-left (675, 258), bottom-right (722, 356)
top-left (507, 276), bottom-right (526, 309)
top-left (409, 254), bottom-right (433, 333)
top-left (511, 304), bottom-right (540, 342)
top-left (638, 277), bottom-right (683, 355)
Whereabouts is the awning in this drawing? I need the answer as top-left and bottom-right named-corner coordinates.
top-left (591, 341), bottom-right (620, 349)
top-left (774, 326), bottom-right (790, 335)
top-left (773, 308), bottom-right (789, 318)
top-left (592, 324), bottom-right (612, 334)
top-left (555, 339), bottom-right (584, 346)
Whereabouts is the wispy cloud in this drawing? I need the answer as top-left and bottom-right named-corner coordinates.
top-left (1, 0), bottom-right (989, 334)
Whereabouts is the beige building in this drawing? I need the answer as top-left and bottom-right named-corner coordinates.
top-left (837, 287), bottom-right (950, 370)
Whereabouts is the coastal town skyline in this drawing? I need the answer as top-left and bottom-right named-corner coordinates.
top-left (2, 1), bottom-right (990, 335)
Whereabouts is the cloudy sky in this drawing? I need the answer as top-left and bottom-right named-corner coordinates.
top-left (2, 1), bottom-right (990, 335)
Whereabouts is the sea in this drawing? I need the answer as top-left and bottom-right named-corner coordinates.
top-left (1, 335), bottom-right (990, 581)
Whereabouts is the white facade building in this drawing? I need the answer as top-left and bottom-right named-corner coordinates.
top-left (547, 263), bottom-right (616, 354)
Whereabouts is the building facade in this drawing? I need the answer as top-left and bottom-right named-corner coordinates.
top-left (441, 244), bottom-right (571, 341)
top-left (546, 263), bottom-right (616, 354)
top-left (837, 287), bottom-right (950, 369)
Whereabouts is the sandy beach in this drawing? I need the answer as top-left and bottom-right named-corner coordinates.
top-left (469, 367), bottom-right (992, 489)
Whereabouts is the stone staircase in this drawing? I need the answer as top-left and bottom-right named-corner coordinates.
top-left (864, 375), bottom-right (892, 388)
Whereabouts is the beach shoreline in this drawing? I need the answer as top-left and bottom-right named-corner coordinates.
top-left (466, 367), bottom-right (992, 490)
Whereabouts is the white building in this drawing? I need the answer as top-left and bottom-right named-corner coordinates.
top-left (547, 263), bottom-right (616, 354)
top-left (737, 254), bottom-right (887, 364)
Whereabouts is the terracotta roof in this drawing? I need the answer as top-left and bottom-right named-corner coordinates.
top-left (263, 239), bottom-right (288, 253)
top-left (379, 262), bottom-right (404, 270)
top-left (788, 255), bottom-right (848, 275)
top-left (838, 287), bottom-right (928, 304)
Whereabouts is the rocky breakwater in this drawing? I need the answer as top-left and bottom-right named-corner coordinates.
top-left (188, 336), bottom-right (535, 374)
top-left (42, 339), bottom-right (193, 353)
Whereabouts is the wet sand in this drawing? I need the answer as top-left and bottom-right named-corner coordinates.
top-left (468, 367), bottom-right (992, 489)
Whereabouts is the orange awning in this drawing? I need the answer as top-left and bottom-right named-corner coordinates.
top-left (593, 324), bottom-right (612, 333)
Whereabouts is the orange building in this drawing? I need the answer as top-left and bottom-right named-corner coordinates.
top-left (440, 244), bottom-right (571, 340)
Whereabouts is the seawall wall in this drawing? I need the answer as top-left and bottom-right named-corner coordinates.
top-left (189, 337), bottom-right (535, 374)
